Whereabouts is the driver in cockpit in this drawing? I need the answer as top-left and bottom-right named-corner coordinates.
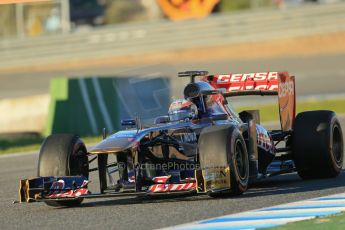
top-left (168, 99), bottom-right (198, 122)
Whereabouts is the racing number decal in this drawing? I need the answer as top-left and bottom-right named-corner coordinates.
top-left (157, 0), bottom-right (219, 21)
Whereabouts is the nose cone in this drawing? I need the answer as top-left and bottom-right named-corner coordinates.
top-left (89, 131), bottom-right (138, 154)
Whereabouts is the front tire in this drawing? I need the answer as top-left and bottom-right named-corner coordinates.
top-left (227, 128), bottom-right (249, 195)
top-left (292, 110), bottom-right (344, 179)
top-left (199, 126), bottom-right (249, 197)
top-left (38, 134), bottom-right (89, 207)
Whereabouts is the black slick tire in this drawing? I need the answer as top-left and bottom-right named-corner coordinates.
top-left (38, 134), bottom-right (89, 207)
top-left (292, 110), bottom-right (343, 179)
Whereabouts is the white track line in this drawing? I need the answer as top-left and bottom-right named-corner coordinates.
top-left (162, 192), bottom-right (345, 230)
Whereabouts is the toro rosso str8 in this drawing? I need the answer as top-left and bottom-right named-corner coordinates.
top-left (19, 71), bottom-right (344, 206)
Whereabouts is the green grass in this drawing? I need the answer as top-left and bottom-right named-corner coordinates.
top-left (0, 133), bottom-right (43, 154)
top-left (238, 98), bottom-right (345, 123)
top-left (1, 98), bottom-right (344, 155)
top-left (271, 212), bottom-right (345, 230)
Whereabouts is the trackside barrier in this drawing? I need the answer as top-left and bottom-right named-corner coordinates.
top-left (1, 3), bottom-right (345, 68)
top-left (44, 77), bottom-right (170, 136)
top-left (0, 94), bottom-right (49, 133)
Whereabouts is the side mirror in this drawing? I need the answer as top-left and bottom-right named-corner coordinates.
top-left (121, 119), bottom-right (136, 127)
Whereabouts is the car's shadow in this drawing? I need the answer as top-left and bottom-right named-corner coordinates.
top-left (57, 170), bottom-right (345, 209)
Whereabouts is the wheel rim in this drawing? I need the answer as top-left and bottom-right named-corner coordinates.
top-left (70, 147), bottom-right (89, 177)
top-left (235, 140), bottom-right (247, 180)
top-left (332, 125), bottom-right (343, 166)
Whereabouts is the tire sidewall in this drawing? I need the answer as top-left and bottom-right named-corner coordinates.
top-left (228, 128), bottom-right (249, 193)
top-left (327, 117), bottom-right (343, 174)
top-left (69, 138), bottom-right (89, 178)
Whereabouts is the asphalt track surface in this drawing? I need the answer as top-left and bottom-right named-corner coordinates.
top-left (0, 116), bottom-right (345, 230)
top-left (1, 52), bottom-right (345, 99)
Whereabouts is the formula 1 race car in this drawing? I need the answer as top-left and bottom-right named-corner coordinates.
top-left (19, 71), bottom-right (344, 207)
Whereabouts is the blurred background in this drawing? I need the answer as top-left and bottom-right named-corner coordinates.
top-left (1, 0), bottom-right (340, 39)
top-left (0, 0), bottom-right (345, 152)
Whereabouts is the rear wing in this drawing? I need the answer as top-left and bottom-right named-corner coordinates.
top-left (206, 72), bottom-right (296, 131)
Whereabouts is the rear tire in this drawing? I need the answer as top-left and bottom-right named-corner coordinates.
top-left (38, 134), bottom-right (89, 207)
top-left (292, 110), bottom-right (343, 179)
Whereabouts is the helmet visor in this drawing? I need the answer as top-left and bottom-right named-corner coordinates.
top-left (168, 110), bottom-right (191, 122)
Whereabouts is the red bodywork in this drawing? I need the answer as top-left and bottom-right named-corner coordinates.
top-left (203, 72), bottom-right (296, 131)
